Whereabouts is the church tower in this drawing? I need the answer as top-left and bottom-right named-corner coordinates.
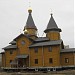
top-left (44, 14), bottom-right (62, 40)
top-left (23, 9), bottom-right (37, 39)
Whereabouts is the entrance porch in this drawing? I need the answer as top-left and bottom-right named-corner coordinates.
top-left (10, 54), bottom-right (29, 68)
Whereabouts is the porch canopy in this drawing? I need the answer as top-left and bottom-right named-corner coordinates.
top-left (16, 54), bottom-right (28, 59)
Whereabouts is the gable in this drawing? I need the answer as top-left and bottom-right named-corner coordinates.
top-left (14, 33), bottom-right (33, 42)
top-left (15, 34), bottom-right (32, 54)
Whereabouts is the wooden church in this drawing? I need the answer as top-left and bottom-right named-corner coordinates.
top-left (1, 9), bottom-right (75, 71)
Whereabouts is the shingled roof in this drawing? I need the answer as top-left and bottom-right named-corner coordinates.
top-left (16, 54), bottom-right (28, 59)
top-left (44, 14), bottom-right (61, 33)
top-left (3, 45), bottom-right (17, 50)
top-left (34, 37), bottom-right (49, 42)
top-left (61, 48), bottom-right (75, 53)
top-left (24, 9), bottom-right (37, 30)
top-left (9, 40), bottom-right (16, 45)
top-left (29, 40), bottom-right (62, 47)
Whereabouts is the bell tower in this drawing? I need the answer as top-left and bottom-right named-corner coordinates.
top-left (23, 9), bottom-right (37, 39)
top-left (44, 14), bottom-right (62, 40)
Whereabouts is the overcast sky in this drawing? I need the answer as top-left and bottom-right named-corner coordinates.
top-left (0, 0), bottom-right (74, 52)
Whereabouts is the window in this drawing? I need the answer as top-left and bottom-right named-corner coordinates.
top-left (35, 59), bottom-right (38, 64)
top-left (65, 58), bottom-right (69, 63)
top-left (21, 40), bottom-right (25, 45)
top-left (10, 60), bottom-right (12, 63)
top-left (48, 47), bottom-right (52, 52)
top-left (10, 50), bottom-right (13, 54)
top-left (34, 48), bottom-right (38, 53)
top-left (49, 58), bottom-right (53, 64)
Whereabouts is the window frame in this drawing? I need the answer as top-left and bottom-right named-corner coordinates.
top-left (34, 47), bottom-right (38, 53)
top-left (48, 46), bottom-right (52, 52)
top-left (65, 58), bottom-right (69, 63)
top-left (35, 59), bottom-right (38, 64)
top-left (49, 58), bottom-right (53, 64)
top-left (10, 60), bottom-right (12, 63)
top-left (21, 40), bottom-right (25, 45)
top-left (10, 50), bottom-right (13, 54)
